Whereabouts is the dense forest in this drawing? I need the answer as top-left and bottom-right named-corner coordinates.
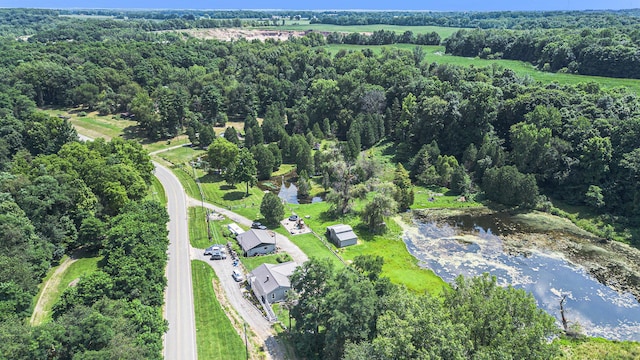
top-left (1, 7), bottom-right (640, 359)
top-left (0, 65), bottom-right (168, 357)
top-left (444, 27), bottom-right (640, 79)
top-left (1, 16), bottom-right (638, 240)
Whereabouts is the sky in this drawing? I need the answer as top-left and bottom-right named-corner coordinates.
top-left (1, 1), bottom-right (640, 11)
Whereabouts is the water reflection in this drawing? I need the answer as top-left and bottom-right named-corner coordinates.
top-left (404, 221), bottom-right (640, 341)
top-left (277, 181), bottom-right (324, 204)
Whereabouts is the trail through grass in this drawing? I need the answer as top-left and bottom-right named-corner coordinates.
top-left (30, 256), bottom-right (101, 325)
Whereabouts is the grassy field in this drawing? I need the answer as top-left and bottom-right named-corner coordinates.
top-left (156, 145), bottom-right (206, 165)
top-left (285, 199), bottom-right (447, 294)
top-left (322, 44), bottom-right (640, 93)
top-left (192, 260), bottom-right (246, 360)
top-left (260, 22), bottom-right (463, 38)
top-left (147, 176), bottom-right (168, 206)
top-left (189, 206), bottom-right (234, 249)
top-left (42, 108), bottom-right (192, 152)
top-left (557, 337), bottom-right (640, 360)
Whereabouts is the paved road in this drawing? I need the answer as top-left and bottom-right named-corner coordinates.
top-left (156, 163), bottom-right (198, 360)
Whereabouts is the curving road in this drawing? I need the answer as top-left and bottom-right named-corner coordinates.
top-left (156, 162), bottom-right (198, 360)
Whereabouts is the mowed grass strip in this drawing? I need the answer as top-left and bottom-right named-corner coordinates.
top-left (147, 176), bottom-right (168, 206)
top-left (192, 260), bottom-right (246, 360)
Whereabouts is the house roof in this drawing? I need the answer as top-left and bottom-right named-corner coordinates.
top-left (327, 224), bottom-right (353, 234)
top-left (250, 261), bottom-right (298, 298)
top-left (237, 229), bottom-right (275, 252)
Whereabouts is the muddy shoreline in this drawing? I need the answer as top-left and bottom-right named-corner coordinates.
top-left (411, 208), bottom-right (640, 302)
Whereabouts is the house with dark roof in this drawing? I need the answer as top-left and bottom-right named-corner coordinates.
top-left (326, 224), bottom-right (358, 248)
top-left (237, 229), bottom-right (276, 257)
top-left (249, 261), bottom-right (298, 304)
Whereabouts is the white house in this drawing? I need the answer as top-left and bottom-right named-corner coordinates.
top-left (237, 229), bottom-right (276, 257)
top-left (326, 224), bottom-right (358, 248)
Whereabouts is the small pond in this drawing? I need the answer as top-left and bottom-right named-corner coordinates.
top-left (277, 181), bottom-right (322, 205)
top-left (404, 220), bottom-right (640, 341)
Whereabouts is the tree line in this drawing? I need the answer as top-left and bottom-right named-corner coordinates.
top-left (444, 27), bottom-right (640, 79)
top-left (3, 30), bottom-right (640, 242)
top-left (288, 256), bottom-right (559, 360)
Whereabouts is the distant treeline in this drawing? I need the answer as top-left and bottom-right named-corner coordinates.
top-left (309, 10), bottom-right (640, 29)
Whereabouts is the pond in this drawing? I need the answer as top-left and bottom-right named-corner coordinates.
top-left (277, 181), bottom-right (322, 205)
top-left (403, 220), bottom-right (640, 341)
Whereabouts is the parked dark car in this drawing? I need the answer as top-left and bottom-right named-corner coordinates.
top-left (251, 221), bottom-right (267, 230)
top-left (232, 269), bottom-right (244, 282)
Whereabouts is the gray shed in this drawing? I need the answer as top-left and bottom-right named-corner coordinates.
top-left (237, 229), bottom-right (276, 257)
top-left (326, 224), bottom-right (358, 248)
top-left (249, 261), bottom-right (298, 303)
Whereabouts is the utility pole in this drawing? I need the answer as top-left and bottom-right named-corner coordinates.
top-left (244, 322), bottom-right (249, 360)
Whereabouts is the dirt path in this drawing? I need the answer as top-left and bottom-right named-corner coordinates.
top-left (30, 257), bottom-right (77, 326)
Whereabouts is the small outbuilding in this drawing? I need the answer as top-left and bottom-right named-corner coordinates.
top-left (249, 261), bottom-right (298, 303)
top-left (227, 223), bottom-right (245, 236)
top-left (237, 229), bottom-right (276, 257)
top-left (326, 224), bottom-right (358, 248)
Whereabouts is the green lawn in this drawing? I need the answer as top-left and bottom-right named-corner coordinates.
top-left (241, 253), bottom-right (292, 272)
top-left (286, 200), bottom-right (447, 293)
top-left (156, 145), bottom-right (206, 165)
top-left (192, 260), bottom-right (246, 360)
top-left (189, 206), bottom-right (234, 249)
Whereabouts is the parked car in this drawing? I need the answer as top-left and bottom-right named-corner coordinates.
top-left (204, 245), bottom-right (226, 256)
top-left (289, 214), bottom-right (299, 222)
top-left (251, 221), bottom-right (267, 230)
top-left (232, 269), bottom-right (244, 282)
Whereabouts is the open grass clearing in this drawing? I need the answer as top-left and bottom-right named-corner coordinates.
top-left (286, 200), bottom-right (447, 293)
top-left (189, 206), bottom-right (234, 249)
top-left (241, 253), bottom-right (293, 272)
top-left (41, 107), bottom-right (192, 152)
top-left (155, 145), bottom-right (206, 165)
top-left (192, 260), bottom-right (246, 360)
top-left (259, 23), bottom-right (463, 38)
top-left (557, 337), bottom-right (640, 360)
top-left (31, 255), bottom-right (101, 325)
